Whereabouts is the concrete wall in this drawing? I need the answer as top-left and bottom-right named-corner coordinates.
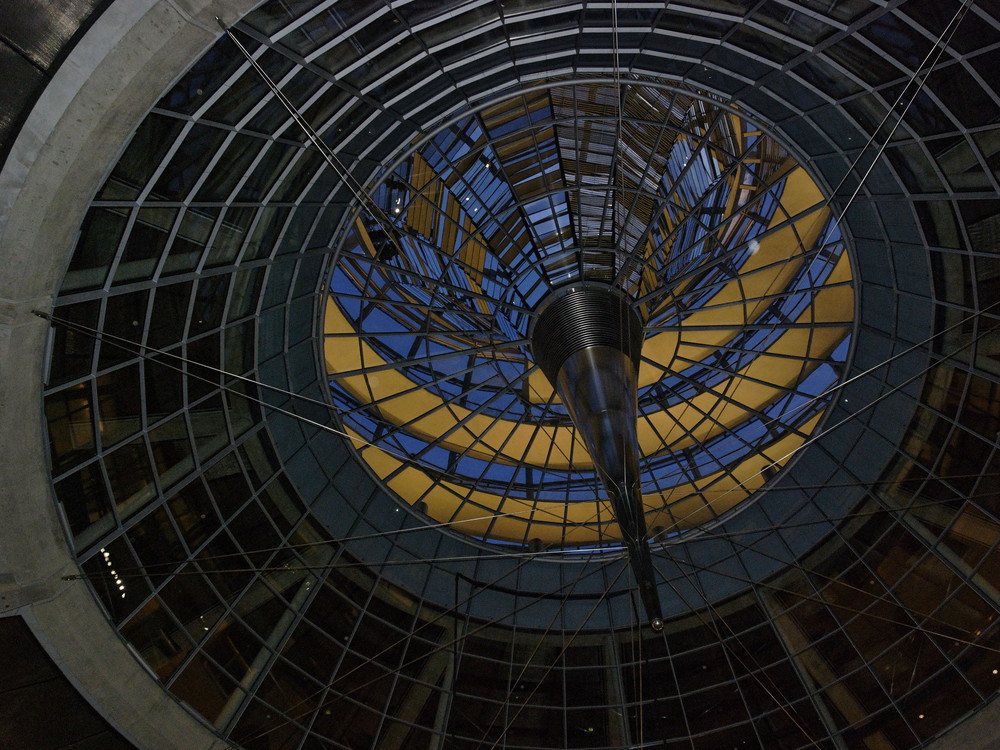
top-left (0, 2), bottom-right (254, 748)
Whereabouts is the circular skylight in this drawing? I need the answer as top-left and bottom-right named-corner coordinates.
top-left (323, 81), bottom-right (854, 549)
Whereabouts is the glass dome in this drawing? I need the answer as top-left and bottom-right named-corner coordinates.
top-left (9, 1), bottom-right (998, 749)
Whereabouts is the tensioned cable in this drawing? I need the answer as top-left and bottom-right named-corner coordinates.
top-left (667, 543), bottom-right (1000, 658)
top-left (652, 395), bottom-right (841, 746)
top-left (41, 293), bottom-right (999, 555)
top-left (239, 0), bottom-right (977, 739)
top-left (483, 559), bottom-right (633, 750)
top-left (41, 294), bottom-right (999, 557)
top-left (46, 0), bottom-right (981, 557)
top-left (654, 303), bottom-right (1000, 534)
top-left (40, 5), bottom-right (992, 748)
top-left (36, 310), bottom-right (575, 531)
top-left (67, 544), bottom-right (631, 582)
top-left (826, 0), bottom-right (974, 230)
top-left (239, 552), bottom-right (626, 746)
top-left (215, 18), bottom-right (410, 264)
top-left (230, 0), bottom-right (967, 346)
top-left (655, 560), bottom-right (820, 747)
top-left (41, 300), bottom-right (580, 529)
top-left (470, 547), bottom-right (618, 748)
top-left (69, 480), bottom-right (1000, 588)
top-left (636, 144), bottom-right (824, 527)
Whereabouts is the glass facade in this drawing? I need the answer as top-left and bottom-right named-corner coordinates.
top-left (32, 1), bottom-right (1000, 749)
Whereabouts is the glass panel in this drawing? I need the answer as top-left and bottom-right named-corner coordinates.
top-left (168, 479), bottom-right (221, 552)
top-left (45, 383), bottom-right (95, 473)
top-left (227, 267), bottom-right (264, 323)
top-left (97, 290), bottom-right (150, 370)
top-left (104, 435), bottom-right (156, 520)
top-left (204, 452), bottom-right (253, 519)
top-left (113, 207), bottom-right (178, 284)
top-left (191, 393), bottom-right (229, 463)
top-left (194, 133), bottom-right (265, 202)
top-left (151, 123), bottom-right (229, 201)
top-left (96, 364), bottom-right (143, 449)
top-left (54, 461), bottom-right (113, 541)
top-left (129, 507), bottom-right (186, 586)
top-left (149, 413), bottom-right (194, 491)
top-left (99, 113), bottom-right (186, 200)
top-left (47, 299), bottom-right (100, 386)
top-left (206, 206), bottom-right (255, 268)
top-left (162, 207), bottom-right (220, 276)
top-left (168, 651), bottom-right (240, 724)
top-left (148, 282), bottom-right (193, 350)
top-left (63, 207), bottom-right (128, 292)
top-left (121, 597), bottom-right (196, 681)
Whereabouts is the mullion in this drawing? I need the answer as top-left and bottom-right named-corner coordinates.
top-left (615, 108), bottom-right (731, 289)
top-left (327, 338), bottom-right (528, 379)
top-left (635, 199), bottom-right (828, 310)
top-left (337, 248), bottom-right (534, 314)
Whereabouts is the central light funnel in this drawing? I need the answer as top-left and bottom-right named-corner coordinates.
top-left (531, 285), bottom-right (663, 629)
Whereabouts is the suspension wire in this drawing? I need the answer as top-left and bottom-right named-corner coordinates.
top-left (34, 4), bottom-right (987, 748)
top-left (612, 0), bottom-right (625, 270)
top-left (68, 476), bottom-right (1000, 586)
top-left (472, 547), bottom-right (613, 748)
top-left (64, 544), bottom-right (631, 581)
top-left (485, 559), bottom-right (633, 750)
top-left (35, 309), bottom-right (573, 530)
top-left (637, 580), bottom-right (645, 746)
top-left (655, 562), bottom-right (824, 748)
top-left (241, 554), bottom-right (624, 746)
top-left (826, 0), bottom-right (973, 230)
top-left (668, 544), bottom-right (1000, 658)
top-left (561, 299), bottom-right (999, 542)
top-left (215, 18), bottom-right (408, 261)
top-left (220, 4), bottom-right (980, 747)
top-left (657, 303), bottom-right (999, 533)
top-left (633, 0), bottom-right (973, 315)
top-left (619, 0), bottom-right (971, 395)
top-left (38, 302), bottom-right (590, 541)
top-left (696, 513), bottom-right (999, 642)
top-left (565, 0), bottom-right (995, 522)
top-left (42, 292), bottom-right (998, 574)
top-left (45, 0), bottom-right (989, 558)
